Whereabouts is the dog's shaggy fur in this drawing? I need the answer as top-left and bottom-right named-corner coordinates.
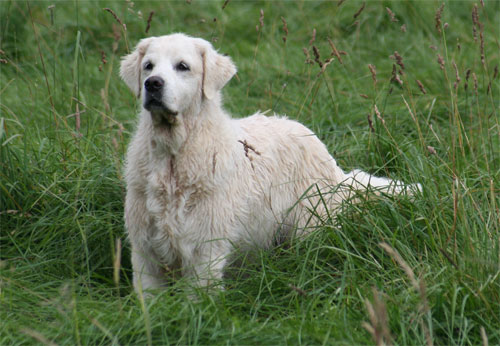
top-left (121, 33), bottom-right (418, 291)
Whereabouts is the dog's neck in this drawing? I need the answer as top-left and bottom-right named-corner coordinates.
top-left (144, 96), bottom-right (233, 160)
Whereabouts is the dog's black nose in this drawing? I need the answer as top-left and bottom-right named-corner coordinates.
top-left (145, 76), bottom-right (164, 93)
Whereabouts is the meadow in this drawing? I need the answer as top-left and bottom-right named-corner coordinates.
top-left (0, 0), bottom-right (499, 344)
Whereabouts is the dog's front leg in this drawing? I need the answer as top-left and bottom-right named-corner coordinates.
top-left (182, 243), bottom-right (228, 289)
top-left (126, 190), bottom-right (167, 294)
top-left (130, 243), bottom-right (167, 293)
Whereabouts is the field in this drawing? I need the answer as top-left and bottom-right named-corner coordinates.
top-left (1, 0), bottom-right (499, 344)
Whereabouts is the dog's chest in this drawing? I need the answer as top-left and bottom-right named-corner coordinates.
top-left (144, 157), bottom-right (205, 246)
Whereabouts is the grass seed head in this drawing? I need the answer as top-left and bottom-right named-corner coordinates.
top-left (145, 11), bottom-right (154, 33)
top-left (367, 113), bottom-right (375, 132)
top-left (104, 8), bottom-right (127, 31)
top-left (368, 64), bottom-right (377, 85)
top-left (309, 28), bottom-right (316, 46)
top-left (391, 51), bottom-right (405, 71)
top-left (303, 47), bottom-right (313, 64)
top-left (327, 38), bottom-right (343, 64)
top-left (353, 2), bottom-right (366, 19)
top-left (464, 68), bottom-right (471, 91)
top-left (363, 288), bottom-right (392, 346)
top-left (437, 54), bottom-right (445, 70)
top-left (417, 79), bottom-right (427, 94)
top-left (386, 7), bottom-right (398, 22)
top-left (222, 0), bottom-right (231, 10)
top-left (391, 64), bottom-right (403, 85)
top-left (312, 45), bottom-right (322, 68)
top-left (401, 24), bottom-right (407, 32)
top-left (479, 28), bottom-right (485, 66)
top-left (374, 105), bottom-right (385, 124)
top-left (452, 61), bottom-right (461, 90)
top-left (435, 3), bottom-right (445, 34)
top-left (281, 17), bottom-right (288, 43)
top-left (472, 72), bottom-right (478, 95)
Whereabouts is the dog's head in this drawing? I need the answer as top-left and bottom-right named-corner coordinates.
top-left (120, 34), bottom-right (237, 126)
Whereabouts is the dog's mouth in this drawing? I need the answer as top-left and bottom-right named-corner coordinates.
top-left (144, 98), bottom-right (179, 127)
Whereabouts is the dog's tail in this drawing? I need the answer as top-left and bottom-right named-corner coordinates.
top-left (343, 169), bottom-right (421, 196)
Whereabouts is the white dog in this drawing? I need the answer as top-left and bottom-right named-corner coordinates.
top-left (121, 33), bottom-right (418, 292)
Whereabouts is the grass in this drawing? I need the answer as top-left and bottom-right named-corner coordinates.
top-left (1, 0), bottom-right (499, 344)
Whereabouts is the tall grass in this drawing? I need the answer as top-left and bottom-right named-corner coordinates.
top-left (1, 1), bottom-right (499, 344)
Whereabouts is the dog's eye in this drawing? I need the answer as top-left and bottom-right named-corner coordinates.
top-left (176, 62), bottom-right (190, 72)
top-left (144, 62), bottom-right (154, 71)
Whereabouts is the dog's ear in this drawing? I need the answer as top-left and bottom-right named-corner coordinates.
top-left (196, 39), bottom-right (237, 100)
top-left (120, 37), bottom-right (155, 97)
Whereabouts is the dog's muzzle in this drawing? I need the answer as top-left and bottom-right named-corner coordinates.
top-left (144, 76), bottom-right (178, 121)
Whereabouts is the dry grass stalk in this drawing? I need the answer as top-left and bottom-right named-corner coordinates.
top-left (311, 46), bottom-right (333, 75)
top-left (238, 140), bottom-right (261, 159)
top-left (281, 17), bottom-right (288, 43)
top-left (437, 54), bottom-right (445, 70)
top-left (353, 2), bottom-right (365, 19)
top-left (75, 103), bottom-right (81, 134)
top-left (427, 146), bottom-right (436, 155)
top-left (493, 65), bottom-right (498, 80)
top-left (480, 326), bottom-right (489, 346)
top-left (145, 11), bottom-right (154, 33)
top-left (20, 328), bottom-right (57, 346)
top-left (337, 0), bottom-right (346, 7)
top-left (435, 3), bottom-right (444, 34)
top-left (368, 64), bottom-right (377, 85)
top-left (103, 8), bottom-right (127, 31)
top-left (360, 94), bottom-right (368, 99)
top-left (309, 28), bottom-right (316, 46)
top-left (386, 7), bottom-right (398, 22)
top-left (259, 9), bottom-right (264, 28)
top-left (362, 287), bottom-right (392, 346)
top-left (327, 38), bottom-right (343, 64)
top-left (417, 80), bottom-right (427, 94)
top-left (400, 24), bottom-right (407, 33)
top-left (379, 243), bottom-right (433, 346)
top-left (288, 284), bottom-right (308, 296)
top-left (113, 238), bottom-right (122, 287)
top-left (318, 58), bottom-right (334, 75)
